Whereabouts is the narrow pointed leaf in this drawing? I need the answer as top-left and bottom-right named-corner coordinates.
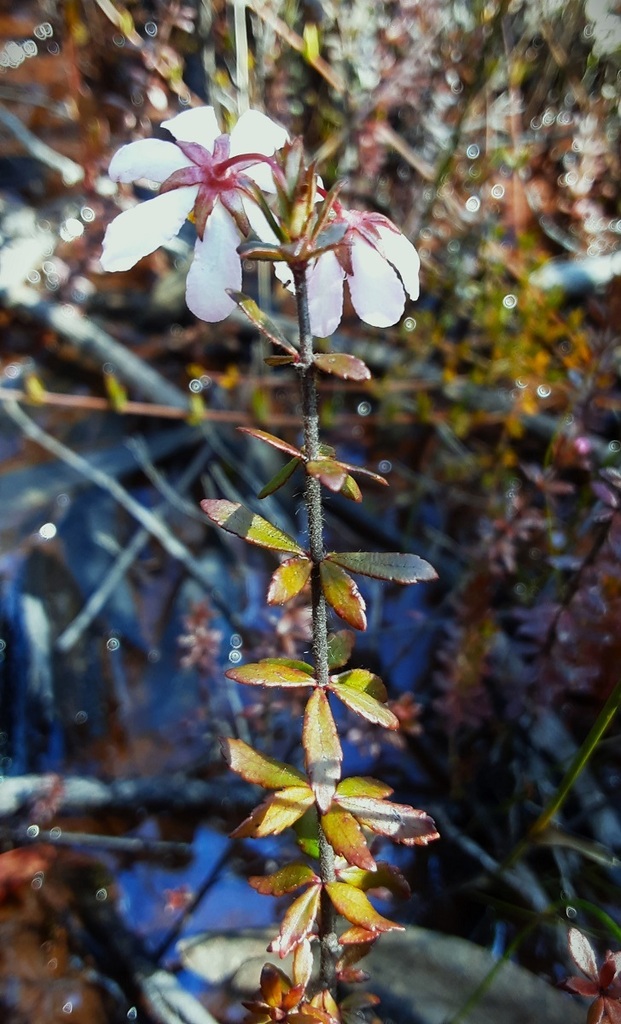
top-left (221, 737), bottom-right (306, 788)
top-left (276, 884), bottom-right (321, 957)
top-left (226, 661), bottom-right (315, 689)
top-left (320, 561), bottom-right (367, 631)
top-left (238, 428), bottom-right (303, 460)
top-left (340, 475), bottom-right (363, 502)
top-left (201, 499), bottom-right (304, 554)
top-left (331, 669), bottom-right (387, 702)
top-left (329, 683), bottom-right (399, 730)
top-left (249, 863), bottom-right (319, 896)
top-left (321, 806), bottom-right (375, 870)
top-left (568, 928), bottom-right (599, 978)
top-left (227, 290), bottom-right (297, 354)
top-left (337, 797), bottom-right (440, 846)
top-left (327, 551), bottom-right (438, 584)
top-left (306, 460), bottom-right (348, 492)
top-left (325, 882), bottom-right (403, 933)
top-left (292, 938), bottom-right (314, 990)
top-left (258, 458), bottom-right (300, 498)
top-left (337, 862), bottom-right (411, 899)
top-left (327, 631), bottom-right (355, 670)
top-left (339, 926), bottom-right (381, 946)
top-left (336, 777), bottom-right (393, 800)
top-left (340, 463), bottom-right (389, 487)
top-left (231, 787), bottom-right (315, 838)
top-left (265, 355), bottom-right (298, 366)
top-left (268, 556), bottom-right (313, 605)
top-left (313, 354), bottom-right (371, 382)
top-left (303, 689), bottom-right (342, 813)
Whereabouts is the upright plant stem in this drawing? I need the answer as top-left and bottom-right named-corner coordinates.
top-left (292, 264), bottom-right (338, 995)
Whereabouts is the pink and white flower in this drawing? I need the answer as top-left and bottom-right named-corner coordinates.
top-left (100, 106), bottom-right (288, 322)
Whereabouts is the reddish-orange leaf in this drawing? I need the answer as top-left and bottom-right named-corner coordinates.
top-left (201, 499), bottom-right (304, 554)
top-left (321, 806), bottom-right (375, 870)
top-left (275, 883), bottom-right (321, 957)
top-left (238, 427), bottom-right (303, 460)
top-left (231, 787), bottom-right (315, 838)
top-left (268, 556), bottom-right (313, 605)
top-left (325, 882), bottom-right (403, 933)
top-left (336, 796), bottom-right (440, 846)
top-left (327, 551), bottom-right (437, 584)
top-left (303, 689), bottom-right (342, 813)
top-left (249, 863), bottom-right (319, 896)
top-left (221, 737), bottom-right (306, 788)
top-left (313, 353), bottom-right (371, 381)
top-left (306, 459), bottom-right (348, 492)
top-left (320, 560), bottom-right (367, 631)
top-left (227, 661), bottom-right (315, 689)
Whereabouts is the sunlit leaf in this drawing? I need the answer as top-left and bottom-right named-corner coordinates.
top-left (327, 551), bottom-right (438, 584)
top-left (335, 777), bottom-right (393, 800)
top-left (303, 689), bottom-right (342, 813)
top-left (231, 787), bottom-right (315, 838)
top-left (259, 658), bottom-right (315, 675)
top-left (336, 797), bottom-right (440, 846)
top-left (313, 354), bottom-right (371, 381)
top-left (238, 428), bottom-right (303, 460)
top-left (268, 556), bottom-right (313, 605)
top-left (276, 884), bottom-right (321, 957)
top-left (221, 737), bottom-right (306, 788)
top-left (227, 290), bottom-right (297, 355)
top-left (201, 499), bottom-right (304, 554)
top-left (330, 668), bottom-right (387, 702)
top-left (321, 806), bottom-right (375, 870)
top-left (327, 631), bottom-right (355, 670)
top-left (340, 475), bottom-right (363, 502)
top-left (339, 926), bottom-right (381, 946)
top-left (329, 682), bottom-right (399, 729)
top-left (292, 806), bottom-right (320, 859)
top-left (258, 458), bottom-right (300, 498)
top-left (337, 862), bottom-right (411, 899)
top-left (249, 863), bottom-right (319, 897)
top-left (292, 938), bottom-right (314, 990)
top-left (320, 561), bottom-right (367, 631)
top-left (325, 882), bottom-right (403, 933)
top-left (227, 661), bottom-right (315, 689)
top-left (306, 459), bottom-right (348, 492)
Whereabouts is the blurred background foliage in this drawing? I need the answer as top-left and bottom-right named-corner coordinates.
top-left (0, 1), bottom-right (620, 1022)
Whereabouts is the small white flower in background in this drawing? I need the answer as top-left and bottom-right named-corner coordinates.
top-left (305, 206), bottom-right (420, 337)
top-left (100, 106), bottom-right (288, 322)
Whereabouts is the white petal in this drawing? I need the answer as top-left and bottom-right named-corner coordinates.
top-left (100, 187), bottom-right (197, 272)
top-left (275, 262), bottom-right (294, 291)
top-left (161, 106), bottom-right (220, 148)
top-left (244, 198), bottom-right (280, 244)
top-left (375, 224), bottom-right (420, 300)
top-left (307, 251), bottom-right (345, 337)
top-left (347, 237), bottom-right (405, 328)
top-left (109, 139), bottom-right (191, 184)
top-left (231, 110), bottom-right (288, 191)
top-left (185, 203), bottom-right (242, 322)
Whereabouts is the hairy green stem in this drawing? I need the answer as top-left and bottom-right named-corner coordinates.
top-left (292, 263), bottom-right (338, 995)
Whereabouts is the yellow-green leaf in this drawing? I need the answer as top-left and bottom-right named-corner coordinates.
top-left (268, 556), bottom-right (313, 605)
top-left (303, 689), bottom-right (342, 813)
top-left (275, 884), bottom-right (321, 957)
top-left (325, 882), bottom-right (403, 933)
top-left (227, 290), bottom-right (298, 356)
top-left (335, 776), bottom-right (393, 800)
top-left (249, 863), bottom-right (319, 896)
top-left (340, 475), bottom-right (363, 502)
top-left (320, 561), bottom-right (367, 631)
top-left (330, 668), bottom-right (387, 702)
top-left (337, 862), bottom-right (411, 899)
top-left (321, 806), bottom-right (375, 870)
top-left (231, 787), bottom-right (315, 838)
top-left (201, 499), bottom-right (304, 554)
top-left (258, 458), bottom-right (300, 498)
top-left (227, 662), bottom-right (315, 689)
top-left (329, 682), bottom-right (399, 730)
top-left (221, 737), bottom-right (306, 788)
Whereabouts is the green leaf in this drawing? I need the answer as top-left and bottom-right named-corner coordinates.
top-left (292, 806), bottom-right (320, 859)
top-left (303, 689), bottom-right (342, 813)
top-left (321, 806), bottom-right (375, 870)
top-left (227, 290), bottom-right (297, 354)
top-left (337, 862), bottom-right (411, 900)
top-left (221, 737), bottom-right (306, 788)
top-left (340, 475), bottom-right (363, 502)
top-left (336, 796), bottom-right (440, 846)
top-left (249, 863), bottom-right (319, 896)
top-left (306, 459), bottom-right (348, 492)
top-left (330, 668), bottom-right (387, 702)
top-left (332, 689), bottom-right (399, 729)
top-left (327, 551), bottom-right (438, 584)
top-left (258, 458), bottom-right (300, 498)
top-left (320, 560), bottom-right (367, 631)
top-left (226, 661), bottom-right (315, 689)
top-left (274, 884), bottom-right (321, 957)
top-left (264, 355), bottom-right (298, 366)
top-left (313, 354), bottom-right (371, 381)
top-left (335, 776), bottom-right (393, 800)
top-left (268, 555), bottom-right (312, 605)
top-left (201, 499), bottom-right (304, 554)
top-left (238, 428), bottom-right (303, 460)
top-left (325, 882), bottom-right (403, 933)
top-left (231, 787), bottom-right (315, 838)
top-left (327, 630), bottom-right (355, 670)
